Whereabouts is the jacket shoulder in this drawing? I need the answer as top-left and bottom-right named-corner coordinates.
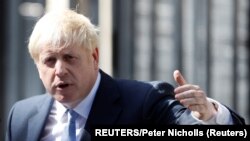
top-left (13, 94), bottom-right (51, 107)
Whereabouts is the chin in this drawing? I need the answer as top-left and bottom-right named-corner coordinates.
top-left (53, 93), bottom-right (69, 101)
top-left (54, 94), bottom-right (77, 107)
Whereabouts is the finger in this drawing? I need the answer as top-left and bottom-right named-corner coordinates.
top-left (189, 104), bottom-right (203, 112)
top-left (179, 97), bottom-right (205, 106)
top-left (173, 70), bottom-right (187, 86)
top-left (175, 91), bottom-right (191, 100)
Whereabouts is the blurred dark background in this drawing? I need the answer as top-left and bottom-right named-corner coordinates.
top-left (1, 0), bottom-right (249, 140)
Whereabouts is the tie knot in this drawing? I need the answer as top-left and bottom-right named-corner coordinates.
top-left (68, 109), bottom-right (78, 120)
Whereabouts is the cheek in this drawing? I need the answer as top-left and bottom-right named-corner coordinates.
top-left (37, 65), bottom-right (43, 79)
top-left (37, 66), bottom-right (53, 83)
top-left (39, 71), bottom-right (49, 84)
top-left (38, 66), bottom-right (47, 78)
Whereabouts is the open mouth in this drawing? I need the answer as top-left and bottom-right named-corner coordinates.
top-left (57, 83), bottom-right (70, 89)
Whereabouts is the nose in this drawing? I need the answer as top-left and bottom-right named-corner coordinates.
top-left (55, 60), bottom-right (67, 77)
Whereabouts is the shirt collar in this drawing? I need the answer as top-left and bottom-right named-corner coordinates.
top-left (73, 72), bottom-right (101, 119)
top-left (54, 100), bottom-right (68, 121)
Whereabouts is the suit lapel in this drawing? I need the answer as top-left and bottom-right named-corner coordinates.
top-left (27, 95), bottom-right (54, 141)
top-left (84, 70), bottom-right (122, 131)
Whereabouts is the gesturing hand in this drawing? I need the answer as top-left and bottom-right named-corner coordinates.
top-left (173, 70), bottom-right (217, 121)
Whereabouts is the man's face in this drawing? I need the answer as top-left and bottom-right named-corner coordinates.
top-left (36, 45), bottom-right (99, 108)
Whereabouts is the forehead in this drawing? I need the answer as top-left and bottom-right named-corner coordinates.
top-left (39, 45), bottom-right (84, 55)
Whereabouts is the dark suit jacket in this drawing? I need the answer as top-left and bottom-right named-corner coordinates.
top-left (5, 70), bottom-right (245, 141)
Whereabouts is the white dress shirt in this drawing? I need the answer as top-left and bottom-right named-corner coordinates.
top-left (40, 72), bottom-right (101, 141)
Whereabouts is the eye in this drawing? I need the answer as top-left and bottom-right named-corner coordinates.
top-left (43, 57), bottom-right (56, 66)
top-left (64, 54), bottom-right (75, 62)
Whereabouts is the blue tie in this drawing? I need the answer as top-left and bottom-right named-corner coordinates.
top-left (68, 110), bottom-right (78, 141)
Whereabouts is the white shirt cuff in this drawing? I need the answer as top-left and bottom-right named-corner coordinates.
top-left (191, 98), bottom-right (233, 125)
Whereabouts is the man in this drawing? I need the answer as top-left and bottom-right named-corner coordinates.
top-left (5, 9), bottom-right (245, 141)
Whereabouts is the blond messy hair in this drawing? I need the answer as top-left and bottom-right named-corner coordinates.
top-left (28, 9), bottom-right (99, 61)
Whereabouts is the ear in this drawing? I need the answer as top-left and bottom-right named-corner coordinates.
top-left (92, 47), bottom-right (99, 69)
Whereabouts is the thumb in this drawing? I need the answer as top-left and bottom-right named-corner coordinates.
top-left (173, 70), bottom-right (187, 86)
